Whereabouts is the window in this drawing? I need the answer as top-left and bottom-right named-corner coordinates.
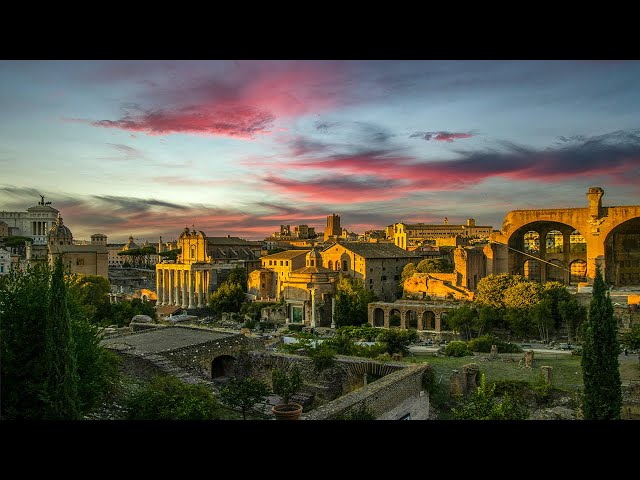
top-left (343, 260), bottom-right (348, 271)
top-left (269, 260), bottom-right (273, 265)
top-left (310, 259), bottom-right (315, 266)
top-left (382, 267), bottom-right (386, 271)
top-left (76, 259), bottom-right (85, 266)
top-left (286, 261), bottom-right (289, 266)
top-left (369, 279), bottom-right (373, 284)
top-left (328, 260), bottom-right (333, 269)
top-left (280, 261), bottom-right (284, 266)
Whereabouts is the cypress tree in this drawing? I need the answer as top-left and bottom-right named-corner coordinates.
top-left (43, 257), bottom-right (81, 419)
top-left (581, 265), bottom-right (622, 419)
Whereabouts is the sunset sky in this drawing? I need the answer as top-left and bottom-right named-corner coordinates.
top-left (1, 60), bottom-right (639, 243)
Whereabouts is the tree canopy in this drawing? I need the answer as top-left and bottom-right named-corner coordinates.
top-left (334, 277), bottom-right (378, 327)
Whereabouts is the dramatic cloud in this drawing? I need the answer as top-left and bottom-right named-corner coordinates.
top-left (410, 131), bottom-right (474, 142)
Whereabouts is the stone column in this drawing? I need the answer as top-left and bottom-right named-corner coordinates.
top-left (384, 309), bottom-right (390, 328)
top-left (417, 311), bottom-right (424, 331)
top-left (181, 270), bottom-right (188, 309)
top-left (196, 271), bottom-right (203, 308)
top-left (174, 270), bottom-right (180, 306)
top-left (435, 312), bottom-right (442, 332)
top-left (400, 310), bottom-right (406, 329)
top-left (188, 270), bottom-right (195, 309)
top-left (331, 296), bottom-right (336, 329)
top-left (541, 365), bottom-right (552, 384)
top-left (539, 230), bottom-right (548, 283)
top-left (157, 268), bottom-right (163, 305)
top-left (164, 270), bottom-right (169, 306)
top-left (168, 270), bottom-right (173, 305)
top-left (562, 231), bottom-right (571, 285)
top-left (310, 288), bottom-right (316, 328)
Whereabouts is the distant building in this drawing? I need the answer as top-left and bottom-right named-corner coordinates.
top-left (393, 218), bottom-right (493, 250)
top-left (0, 195), bottom-right (59, 245)
top-left (252, 249), bottom-right (310, 297)
top-left (324, 213), bottom-right (341, 242)
top-left (0, 247), bottom-right (10, 275)
top-left (0, 221), bottom-right (9, 239)
top-left (47, 214), bottom-right (108, 278)
top-left (321, 242), bottom-right (422, 301)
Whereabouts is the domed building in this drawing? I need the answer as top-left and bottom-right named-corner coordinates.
top-left (47, 213), bottom-right (108, 278)
top-left (122, 235), bottom-right (139, 251)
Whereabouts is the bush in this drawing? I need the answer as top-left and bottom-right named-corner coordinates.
top-left (257, 321), bottom-right (276, 332)
top-left (219, 377), bottom-right (270, 420)
top-left (468, 335), bottom-right (523, 354)
top-left (126, 376), bottom-right (221, 420)
top-left (445, 341), bottom-right (472, 357)
top-left (287, 323), bottom-right (304, 332)
top-left (307, 342), bottom-right (337, 371)
top-left (389, 314), bottom-right (401, 327)
top-left (272, 366), bottom-right (303, 404)
top-left (533, 374), bottom-right (553, 405)
top-left (452, 374), bottom-right (528, 420)
top-left (571, 347), bottom-right (583, 356)
top-left (376, 329), bottom-right (418, 356)
top-left (243, 318), bottom-right (258, 330)
top-left (621, 324), bottom-right (640, 350)
top-left (337, 325), bottom-right (380, 341)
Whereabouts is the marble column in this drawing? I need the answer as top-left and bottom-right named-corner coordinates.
top-left (196, 271), bottom-right (203, 308)
top-left (188, 270), bottom-right (195, 309)
top-left (167, 270), bottom-right (173, 305)
top-left (181, 270), bottom-right (188, 309)
top-left (157, 268), bottom-right (163, 305)
top-left (310, 288), bottom-right (316, 328)
top-left (330, 296), bottom-right (336, 328)
top-left (174, 270), bottom-right (180, 306)
top-left (435, 313), bottom-right (442, 332)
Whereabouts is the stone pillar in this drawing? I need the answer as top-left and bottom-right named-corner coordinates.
top-left (157, 268), bottom-right (163, 305)
top-left (417, 311), bottom-right (424, 331)
top-left (539, 230), bottom-right (547, 283)
top-left (384, 309), bottom-right (390, 328)
top-left (188, 270), bottom-right (195, 309)
top-left (435, 312), bottom-right (442, 332)
top-left (400, 310), bottom-right (406, 329)
top-left (174, 270), bottom-right (180, 306)
top-left (196, 271), bottom-right (203, 308)
top-left (450, 370), bottom-right (464, 397)
top-left (167, 270), bottom-right (173, 305)
top-left (524, 350), bottom-right (534, 368)
top-left (331, 296), bottom-right (336, 329)
top-left (310, 288), bottom-right (316, 328)
top-left (541, 365), bottom-right (552, 385)
top-left (490, 344), bottom-right (498, 359)
top-left (181, 270), bottom-right (188, 309)
top-left (563, 231), bottom-right (571, 285)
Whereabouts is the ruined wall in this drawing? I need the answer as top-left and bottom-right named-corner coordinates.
top-left (302, 363), bottom-right (430, 420)
top-left (403, 272), bottom-right (470, 300)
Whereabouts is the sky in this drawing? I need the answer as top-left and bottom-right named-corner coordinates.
top-left (0, 60), bottom-right (639, 243)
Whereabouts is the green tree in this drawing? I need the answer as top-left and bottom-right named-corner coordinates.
top-left (334, 277), bottom-right (377, 327)
top-left (446, 304), bottom-right (478, 340)
top-left (558, 297), bottom-right (587, 344)
top-left (416, 257), bottom-right (454, 273)
top-left (451, 373), bottom-right (527, 420)
top-left (43, 256), bottom-right (81, 419)
top-left (0, 263), bottom-right (51, 419)
top-left (159, 248), bottom-right (181, 261)
top-left (400, 262), bottom-right (416, 288)
top-left (532, 297), bottom-right (553, 344)
top-left (225, 267), bottom-right (248, 292)
top-left (542, 281), bottom-right (571, 330)
top-left (209, 281), bottom-right (246, 314)
top-left (376, 329), bottom-right (417, 356)
top-left (272, 366), bottom-right (304, 404)
top-left (66, 273), bottom-right (111, 324)
top-left (475, 273), bottom-right (527, 310)
top-left (220, 377), bottom-right (271, 420)
top-left (621, 324), bottom-right (640, 350)
top-left (127, 376), bottom-right (221, 420)
top-left (581, 265), bottom-right (622, 420)
top-left (109, 298), bottom-right (157, 327)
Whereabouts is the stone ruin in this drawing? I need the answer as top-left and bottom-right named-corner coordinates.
top-left (450, 363), bottom-right (480, 398)
top-left (524, 350), bottom-right (534, 368)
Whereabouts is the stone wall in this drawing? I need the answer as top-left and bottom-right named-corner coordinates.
top-left (302, 363), bottom-right (429, 420)
top-left (260, 304), bottom-right (287, 323)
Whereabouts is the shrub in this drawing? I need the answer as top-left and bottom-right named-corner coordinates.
top-left (272, 366), bottom-right (303, 404)
top-left (571, 347), bottom-right (583, 356)
top-left (287, 323), bottom-right (304, 332)
top-left (328, 334), bottom-right (355, 355)
top-left (621, 324), bottom-right (640, 350)
top-left (445, 341), bottom-right (472, 357)
top-left (126, 376), bottom-right (221, 420)
top-left (376, 329), bottom-right (418, 356)
top-left (243, 318), bottom-right (258, 330)
top-left (219, 377), bottom-right (271, 420)
top-left (337, 325), bottom-right (380, 341)
top-left (533, 373), bottom-right (553, 405)
top-left (307, 342), bottom-right (337, 372)
top-left (452, 374), bottom-right (528, 420)
top-left (389, 314), bottom-right (401, 327)
top-left (468, 335), bottom-right (523, 353)
top-left (257, 321), bottom-right (276, 332)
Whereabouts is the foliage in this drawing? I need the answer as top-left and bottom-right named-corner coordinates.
top-left (571, 347), bottom-right (583, 356)
top-left (109, 298), bottom-right (157, 327)
top-left (127, 375), bottom-right (221, 420)
top-left (376, 328), bottom-right (417, 356)
top-left (532, 373), bottom-right (553, 405)
top-left (66, 273), bottom-right (112, 324)
top-left (337, 325), bottom-right (381, 341)
top-left (446, 304), bottom-right (479, 340)
top-left (337, 402), bottom-right (376, 420)
top-left (389, 314), bottom-right (401, 327)
top-left (542, 281), bottom-right (572, 330)
top-left (240, 301), bottom-right (278, 320)
top-left (328, 334), bottom-right (356, 355)
top-left (416, 257), bottom-right (454, 274)
top-left (43, 256), bottom-right (81, 420)
top-left (559, 297), bottom-right (587, 344)
top-left (621, 324), bottom-right (640, 350)
top-left (219, 377), bottom-right (270, 420)
top-left (209, 281), bottom-right (245, 314)
top-left (158, 248), bottom-right (181, 261)
top-left (445, 341), bottom-right (472, 357)
top-left (400, 262), bottom-right (416, 288)
top-left (225, 267), bottom-right (248, 292)
top-left (242, 317), bottom-right (258, 329)
top-left (0, 263), bottom-right (52, 419)
top-left (306, 342), bottom-right (337, 371)
top-left (287, 323), bottom-right (304, 332)
top-left (451, 373), bottom-right (528, 420)
top-left (532, 297), bottom-right (554, 344)
top-left (467, 335), bottom-right (523, 354)
top-left (272, 366), bottom-right (303, 404)
top-left (334, 277), bottom-right (378, 327)
top-left (257, 321), bottom-right (276, 332)
top-left (581, 266), bottom-right (622, 419)
top-left (475, 273), bottom-right (526, 310)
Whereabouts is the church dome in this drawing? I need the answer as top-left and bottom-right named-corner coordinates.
top-left (123, 235), bottom-right (139, 251)
top-left (48, 213), bottom-right (73, 245)
top-left (306, 246), bottom-right (322, 267)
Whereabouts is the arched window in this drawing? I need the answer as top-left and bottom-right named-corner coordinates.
top-left (328, 260), bottom-right (333, 270)
top-left (191, 246), bottom-right (196, 259)
top-left (342, 260), bottom-right (348, 271)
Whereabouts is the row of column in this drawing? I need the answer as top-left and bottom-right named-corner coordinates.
top-left (156, 268), bottom-right (211, 309)
top-left (32, 221), bottom-right (48, 236)
top-left (370, 309), bottom-right (444, 331)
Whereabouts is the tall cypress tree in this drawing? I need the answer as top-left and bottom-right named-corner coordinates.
top-left (43, 257), bottom-right (81, 419)
top-left (581, 265), bottom-right (622, 419)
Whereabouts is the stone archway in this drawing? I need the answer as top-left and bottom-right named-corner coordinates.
top-left (211, 355), bottom-right (236, 378)
top-left (389, 309), bottom-right (401, 327)
top-left (422, 311), bottom-right (435, 330)
top-left (406, 310), bottom-right (418, 329)
top-left (373, 308), bottom-right (385, 327)
top-left (524, 259), bottom-right (541, 282)
top-left (546, 259), bottom-right (565, 284)
top-left (604, 216), bottom-right (640, 286)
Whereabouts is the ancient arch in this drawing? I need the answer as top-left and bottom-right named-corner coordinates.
top-left (422, 311), bottom-right (436, 330)
top-left (406, 310), bottom-right (418, 329)
top-left (373, 308), bottom-right (385, 327)
top-left (211, 355), bottom-right (236, 378)
top-left (546, 259), bottom-right (565, 283)
top-left (328, 260), bottom-right (333, 270)
top-left (389, 308), bottom-right (401, 327)
top-left (523, 259), bottom-right (541, 282)
top-left (604, 216), bottom-right (640, 286)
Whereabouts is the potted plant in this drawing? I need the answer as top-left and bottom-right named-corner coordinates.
top-left (271, 365), bottom-right (304, 420)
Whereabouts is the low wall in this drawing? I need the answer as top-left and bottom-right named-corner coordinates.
top-left (302, 363), bottom-right (430, 420)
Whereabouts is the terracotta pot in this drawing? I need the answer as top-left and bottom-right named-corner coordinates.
top-left (272, 403), bottom-right (303, 420)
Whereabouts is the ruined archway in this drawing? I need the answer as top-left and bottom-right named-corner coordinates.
top-left (406, 310), bottom-right (418, 329)
top-left (546, 230), bottom-right (564, 254)
top-left (524, 231), bottom-right (540, 254)
top-left (570, 260), bottom-right (587, 284)
top-left (211, 355), bottom-right (236, 379)
top-left (546, 259), bottom-right (565, 284)
top-left (422, 311), bottom-right (435, 330)
top-left (524, 259), bottom-right (541, 282)
top-left (373, 308), bottom-right (385, 327)
top-left (604, 216), bottom-right (640, 286)
top-left (389, 309), bottom-right (401, 327)
top-left (440, 312), bottom-right (449, 330)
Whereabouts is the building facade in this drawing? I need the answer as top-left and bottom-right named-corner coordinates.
top-left (324, 213), bottom-right (341, 242)
top-left (0, 196), bottom-right (60, 245)
top-left (393, 218), bottom-right (493, 250)
top-left (0, 247), bottom-right (10, 275)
